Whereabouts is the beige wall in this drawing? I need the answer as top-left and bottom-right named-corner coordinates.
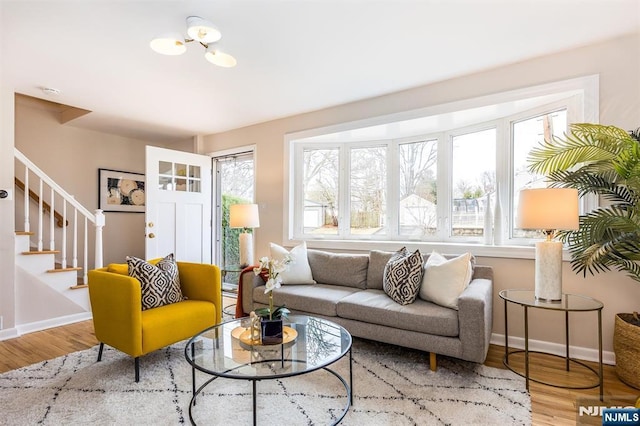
top-left (201, 33), bottom-right (640, 355)
top-left (14, 97), bottom-right (193, 265)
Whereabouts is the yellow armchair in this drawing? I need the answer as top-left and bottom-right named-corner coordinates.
top-left (88, 261), bottom-right (221, 382)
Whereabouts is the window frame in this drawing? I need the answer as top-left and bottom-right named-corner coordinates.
top-left (284, 75), bottom-right (599, 259)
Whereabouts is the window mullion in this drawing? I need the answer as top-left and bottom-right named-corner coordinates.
top-left (437, 133), bottom-right (450, 241)
top-left (388, 140), bottom-right (399, 238)
top-left (339, 144), bottom-right (349, 239)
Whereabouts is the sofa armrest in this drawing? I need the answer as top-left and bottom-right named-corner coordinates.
top-left (457, 276), bottom-right (493, 363)
top-left (177, 262), bottom-right (222, 325)
top-left (88, 269), bottom-right (143, 357)
top-left (241, 270), bottom-right (265, 315)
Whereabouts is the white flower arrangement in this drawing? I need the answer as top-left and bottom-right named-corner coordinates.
top-left (253, 255), bottom-right (292, 320)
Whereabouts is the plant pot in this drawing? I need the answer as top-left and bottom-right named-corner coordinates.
top-left (261, 318), bottom-right (283, 345)
top-left (613, 312), bottom-right (640, 389)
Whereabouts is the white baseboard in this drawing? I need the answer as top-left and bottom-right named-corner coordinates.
top-left (0, 328), bottom-right (19, 341)
top-left (491, 333), bottom-right (616, 366)
top-left (7, 312), bottom-right (93, 339)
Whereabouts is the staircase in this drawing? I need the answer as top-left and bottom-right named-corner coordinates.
top-left (11, 148), bottom-right (105, 334)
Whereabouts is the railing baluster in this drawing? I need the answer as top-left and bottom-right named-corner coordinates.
top-left (61, 199), bottom-right (67, 269)
top-left (83, 217), bottom-right (88, 284)
top-left (49, 187), bottom-right (55, 251)
top-left (73, 205), bottom-right (78, 268)
top-left (24, 168), bottom-right (29, 232)
top-left (95, 209), bottom-right (105, 269)
top-left (37, 179), bottom-right (43, 251)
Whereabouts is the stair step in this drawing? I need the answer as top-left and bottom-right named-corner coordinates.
top-left (15, 231), bottom-right (35, 236)
top-left (47, 267), bottom-right (82, 273)
top-left (21, 250), bottom-right (60, 255)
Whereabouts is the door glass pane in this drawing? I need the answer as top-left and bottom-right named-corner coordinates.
top-left (218, 154), bottom-right (255, 291)
top-left (350, 146), bottom-right (387, 236)
top-left (175, 163), bottom-right (187, 177)
top-left (159, 176), bottom-right (172, 190)
top-left (189, 165), bottom-right (200, 178)
top-left (159, 161), bottom-right (172, 175)
top-left (303, 148), bottom-right (339, 235)
top-left (512, 110), bottom-right (567, 238)
top-left (398, 139), bottom-right (438, 238)
top-left (451, 128), bottom-right (496, 237)
top-left (189, 180), bottom-right (201, 193)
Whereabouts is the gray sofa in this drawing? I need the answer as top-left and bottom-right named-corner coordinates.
top-left (241, 249), bottom-right (493, 370)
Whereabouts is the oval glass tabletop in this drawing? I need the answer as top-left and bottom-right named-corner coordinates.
top-left (499, 289), bottom-right (603, 311)
top-left (185, 315), bottom-right (353, 380)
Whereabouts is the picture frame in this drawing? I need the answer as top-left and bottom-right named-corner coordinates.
top-left (98, 168), bottom-right (145, 213)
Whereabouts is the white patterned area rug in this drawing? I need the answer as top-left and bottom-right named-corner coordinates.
top-left (0, 338), bottom-right (530, 425)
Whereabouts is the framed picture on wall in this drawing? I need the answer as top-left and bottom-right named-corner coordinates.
top-left (98, 168), bottom-right (145, 213)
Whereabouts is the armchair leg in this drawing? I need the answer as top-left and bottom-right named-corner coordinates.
top-left (135, 357), bottom-right (140, 382)
top-left (429, 352), bottom-right (437, 371)
top-left (97, 343), bottom-right (104, 362)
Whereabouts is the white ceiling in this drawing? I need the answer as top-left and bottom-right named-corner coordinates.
top-left (2, 0), bottom-right (639, 143)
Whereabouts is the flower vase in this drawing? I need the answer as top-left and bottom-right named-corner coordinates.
top-left (483, 193), bottom-right (493, 245)
top-left (494, 186), bottom-right (503, 245)
top-left (261, 318), bottom-right (283, 345)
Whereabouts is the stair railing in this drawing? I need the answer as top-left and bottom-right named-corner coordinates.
top-left (14, 148), bottom-right (105, 283)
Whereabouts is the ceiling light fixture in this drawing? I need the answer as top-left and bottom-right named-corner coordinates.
top-left (150, 15), bottom-right (236, 67)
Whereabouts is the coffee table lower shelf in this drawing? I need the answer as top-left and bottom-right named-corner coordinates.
top-left (187, 356), bottom-right (352, 426)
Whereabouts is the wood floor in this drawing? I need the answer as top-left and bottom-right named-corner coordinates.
top-left (1, 306), bottom-right (638, 425)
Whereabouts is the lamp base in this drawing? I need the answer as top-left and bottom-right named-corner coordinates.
top-left (238, 232), bottom-right (254, 268)
top-left (534, 240), bottom-right (563, 302)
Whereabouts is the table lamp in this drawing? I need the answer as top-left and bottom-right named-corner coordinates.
top-left (517, 188), bottom-right (579, 301)
top-left (230, 203), bottom-right (260, 268)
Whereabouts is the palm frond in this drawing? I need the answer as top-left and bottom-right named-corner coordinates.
top-left (528, 124), bottom-right (634, 175)
top-left (546, 170), bottom-right (640, 204)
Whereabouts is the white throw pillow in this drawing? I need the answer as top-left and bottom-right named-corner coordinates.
top-left (419, 251), bottom-right (473, 310)
top-left (270, 242), bottom-right (316, 284)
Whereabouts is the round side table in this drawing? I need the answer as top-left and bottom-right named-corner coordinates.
top-left (499, 289), bottom-right (604, 401)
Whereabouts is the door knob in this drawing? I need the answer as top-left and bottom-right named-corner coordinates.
top-left (148, 233), bottom-right (156, 239)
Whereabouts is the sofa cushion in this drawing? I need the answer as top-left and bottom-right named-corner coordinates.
top-left (336, 289), bottom-right (459, 337)
top-left (367, 250), bottom-right (396, 289)
top-left (419, 251), bottom-right (472, 310)
top-left (270, 242), bottom-right (315, 284)
top-left (252, 283), bottom-right (360, 317)
top-left (307, 249), bottom-right (369, 289)
top-left (127, 254), bottom-right (183, 310)
top-left (383, 248), bottom-right (424, 305)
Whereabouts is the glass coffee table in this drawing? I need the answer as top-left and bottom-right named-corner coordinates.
top-left (185, 315), bottom-right (353, 425)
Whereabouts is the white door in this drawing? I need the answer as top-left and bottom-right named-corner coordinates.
top-left (145, 146), bottom-right (212, 263)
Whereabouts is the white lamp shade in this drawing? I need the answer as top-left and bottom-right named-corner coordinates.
top-left (150, 33), bottom-right (187, 55)
top-left (186, 16), bottom-right (222, 43)
top-left (230, 204), bottom-right (260, 228)
top-left (205, 48), bottom-right (237, 67)
top-left (517, 188), bottom-right (579, 231)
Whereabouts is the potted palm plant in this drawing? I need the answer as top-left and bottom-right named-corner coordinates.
top-left (528, 123), bottom-right (640, 389)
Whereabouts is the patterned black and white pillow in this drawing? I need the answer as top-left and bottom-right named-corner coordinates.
top-left (127, 253), bottom-right (183, 310)
top-left (383, 247), bottom-right (424, 305)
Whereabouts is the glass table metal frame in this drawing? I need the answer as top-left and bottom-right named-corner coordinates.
top-left (184, 314), bottom-right (353, 425)
top-left (499, 289), bottom-right (604, 401)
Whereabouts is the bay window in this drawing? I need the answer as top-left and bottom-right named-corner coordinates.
top-left (287, 76), bottom-right (598, 252)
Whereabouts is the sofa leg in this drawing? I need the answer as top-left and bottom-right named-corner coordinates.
top-left (429, 352), bottom-right (437, 371)
top-left (134, 357), bottom-right (140, 382)
top-left (97, 343), bottom-right (104, 362)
